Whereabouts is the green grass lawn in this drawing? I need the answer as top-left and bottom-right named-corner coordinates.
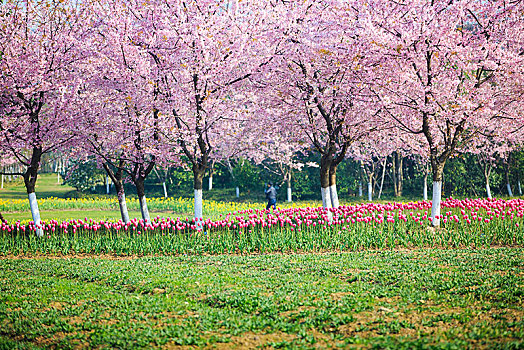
top-left (0, 173), bottom-right (75, 200)
top-left (1, 248), bottom-right (523, 349)
top-left (0, 174), bottom-right (198, 222)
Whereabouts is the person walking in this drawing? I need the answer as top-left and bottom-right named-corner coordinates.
top-left (265, 182), bottom-right (278, 210)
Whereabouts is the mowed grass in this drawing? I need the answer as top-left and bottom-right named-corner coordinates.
top-left (1, 248), bottom-right (523, 349)
top-left (0, 173), bottom-right (74, 200)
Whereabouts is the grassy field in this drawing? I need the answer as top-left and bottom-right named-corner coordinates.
top-left (1, 248), bottom-right (523, 349)
top-left (0, 173), bottom-right (314, 223)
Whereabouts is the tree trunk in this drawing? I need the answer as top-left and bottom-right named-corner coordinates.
top-left (103, 163), bottom-right (130, 224)
top-left (24, 147), bottom-right (43, 237)
top-left (430, 162), bottom-right (445, 227)
top-left (208, 161), bottom-right (214, 191)
top-left (135, 178), bottom-right (151, 224)
top-left (329, 164), bottom-right (339, 208)
top-left (193, 163), bottom-right (206, 226)
top-left (162, 182), bottom-right (168, 198)
top-left (423, 174), bottom-right (428, 201)
top-left (235, 187), bottom-right (240, 198)
top-left (287, 175), bottom-right (292, 202)
top-left (368, 181), bottom-right (373, 202)
top-left (518, 181), bottom-right (522, 196)
top-left (392, 152), bottom-right (403, 197)
top-left (506, 166), bottom-right (513, 197)
top-left (358, 181), bottom-right (362, 197)
top-left (106, 175), bottom-right (110, 194)
top-left (378, 158), bottom-right (387, 199)
top-left (320, 153), bottom-right (333, 209)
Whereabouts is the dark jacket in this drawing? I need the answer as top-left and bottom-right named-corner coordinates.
top-left (265, 186), bottom-right (277, 200)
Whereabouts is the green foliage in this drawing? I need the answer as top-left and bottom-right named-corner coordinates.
top-left (232, 158), bottom-right (262, 191)
top-left (0, 249), bottom-right (522, 348)
top-left (62, 159), bottom-right (104, 192)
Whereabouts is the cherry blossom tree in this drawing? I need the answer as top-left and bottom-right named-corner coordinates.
top-left (0, 0), bottom-right (92, 235)
top-left (121, 0), bottom-right (283, 222)
top-left (363, 0), bottom-right (524, 225)
top-left (264, 1), bottom-right (384, 211)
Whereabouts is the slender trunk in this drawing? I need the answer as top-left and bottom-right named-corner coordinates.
top-left (430, 162), bottom-right (445, 227)
top-left (235, 186), bottom-right (240, 198)
top-left (226, 160), bottom-right (237, 199)
top-left (486, 181), bottom-right (492, 199)
top-left (1, 173), bottom-right (3, 189)
top-left (368, 181), bottom-right (372, 202)
top-left (378, 158), bottom-right (386, 199)
top-left (162, 182), bottom-right (168, 198)
top-left (396, 153), bottom-right (403, 196)
top-left (518, 181), bottom-right (522, 196)
top-left (423, 174), bottom-right (428, 201)
top-left (208, 161), bottom-right (214, 191)
top-left (358, 181), bottom-right (362, 197)
top-left (24, 147), bottom-right (43, 237)
top-left (103, 163), bottom-right (130, 224)
top-left (392, 155), bottom-right (398, 196)
top-left (193, 164), bottom-right (206, 226)
top-left (135, 178), bottom-right (151, 224)
top-left (106, 175), bottom-right (110, 194)
top-left (505, 158), bottom-right (512, 197)
top-left (287, 176), bottom-right (292, 202)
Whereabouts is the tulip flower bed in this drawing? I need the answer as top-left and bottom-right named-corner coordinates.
top-left (1, 198), bottom-right (523, 256)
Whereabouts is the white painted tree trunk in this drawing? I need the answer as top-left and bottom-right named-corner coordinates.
top-left (358, 182), bottom-right (363, 197)
top-left (431, 181), bottom-right (442, 227)
top-left (518, 181), bottom-right (522, 196)
top-left (486, 181), bottom-right (492, 199)
top-left (106, 175), bottom-right (110, 194)
top-left (139, 195), bottom-right (151, 224)
top-left (118, 192), bottom-right (130, 224)
top-left (367, 182), bottom-right (372, 202)
top-left (378, 159), bottom-right (386, 199)
top-left (235, 187), bottom-right (240, 198)
top-left (1, 174), bottom-right (3, 189)
top-left (208, 176), bottom-right (213, 191)
top-left (287, 186), bottom-right (292, 202)
top-left (507, 183), bottom-right (513, 197)
top-left (321, 186), bottom-right (333, 221)
top-left (29, 193), bottom-right (43, 237)
top-left (194, 189), bottom-right (203, 229)
top-left (423, 175), bottom-right (428, 201)
top-left (321, 186), bottom-right (333, 209)
top-left (330, 184), bottom-right (339, 208)
top-left (162, 182), bottom-right (168, 198)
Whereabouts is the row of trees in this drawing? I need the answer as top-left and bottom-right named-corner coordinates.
top-left (1, 0), bottom-right (523, 235)
top-left (59, 149), bottom-right (524, 202)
